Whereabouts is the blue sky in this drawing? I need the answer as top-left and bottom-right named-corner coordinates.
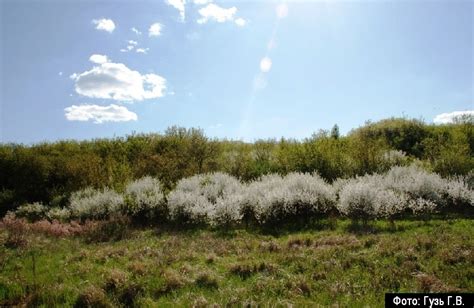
top-left (0, 0), bottom-right (472, 143)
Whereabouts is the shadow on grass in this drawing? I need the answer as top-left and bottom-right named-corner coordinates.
top-left (149, 211), bottom-right (473, 238)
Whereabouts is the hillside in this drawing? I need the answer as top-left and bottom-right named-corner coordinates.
top-left (1, 218), bottom-right (472, 306)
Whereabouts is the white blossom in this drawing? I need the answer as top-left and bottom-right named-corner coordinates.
top-left (69, 187), bottom-right (124, 220)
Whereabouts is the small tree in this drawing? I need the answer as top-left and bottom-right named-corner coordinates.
top-left (330, 124), bottom-right (340, 139)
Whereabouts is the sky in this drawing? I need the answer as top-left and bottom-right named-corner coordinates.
top-left (0, 0), bottom-right (473, 143)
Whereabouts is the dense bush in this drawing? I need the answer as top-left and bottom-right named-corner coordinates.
top-left (15, 202), bottom-right (48, 221)
top-left (46, 207), bottom-right (71, 222)
top-left (381, 150), bottom-right (409, 168)
top-left (69, 188), bottom-right (124, 220)
top-left (445, 176), bottom-right (474, 207)
top-left (167, 172), bottom-right (243, 225)
top-left (241, 173), bottom-right (336, 225)
top-left (337, 165), bottom-right (473, 218)
top-left (337, 175), bottom-right (406, 219)
top-left (123, 176), bottom-right (166, 221)
top-left (2, 166), bottom-right (472, 229)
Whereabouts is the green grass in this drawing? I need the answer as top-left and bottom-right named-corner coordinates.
top-left (1, 218), bottom-right (473, 307)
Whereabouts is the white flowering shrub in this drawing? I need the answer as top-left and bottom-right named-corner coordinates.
top-left (336, 165), bottom-right (473, 217)
top-left (167, 172), bottom-right (244, 225)
top-left (381, 150), bottom-right (409, 167)
top-left (379, 150), bottom-right (409, 170)
top-left (337, 175), bottom-right (406, 218)
top-left (69, 187), bottom-right (124, 220)
top-left (444, 176), bottom-right (474, 207)
top-left (15, 202), bottom-right (48, 221)
top-left (243, 173), bottom-right (336, 225)
top-left (46, 207), bottom-right (71, 222)
top-left (384, 165), bottom-right (446, 207)
top-left (123, 176), bottom-right (166, 221)
top-left (383, 165), bottom-right (474, 212)
top-left (331, 177), bottom-right (350, 195)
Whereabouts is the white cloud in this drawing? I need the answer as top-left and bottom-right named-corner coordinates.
top-left (70, 56), bottom-right (167, 101)
top-left (166, 0), bottom-right (186, 21)
top-left (433, 110), bottom-right (474, 124)
top-left (194, 0), bottom-right (211, 4)
top-left (260, 57), bottom-right (272, 73)
top-left (136, 48), bottom-right (149, 54)
top-left (58, 72), bottom-right (63, 76)
top-left (235, 18), bottom-right (246, 27)
top-left (197, 4), bottom-right (237, 24)
top-left (120, 41), bottom-right (138, 52)
top-left (65, 104), bottom-right (137, 124)
top-left (131, 27), bottom-right (142, 35)
top-left (92, 18), bottom-right (116, 33)
top-left (89, 54), bottom-right (109, 64)
top-left (149, 23), bottom-right (163, 36)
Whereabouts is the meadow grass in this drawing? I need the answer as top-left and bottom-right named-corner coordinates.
top-left (0, 218), bottom-right (472, 307)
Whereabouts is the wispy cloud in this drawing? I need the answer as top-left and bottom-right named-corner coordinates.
top-left (433, 110), bottom-right (474, 124)
top-left (136, 48), bottom-right (150, 54)
top-left (65, 104), bottom-right (137, 124)
top-left (92, 18), bottom-right (115, 33)
top-left (120, 46), bottom-right (134, 52)
top-left (131, 27), bottom-right (142, 35)
top-left (70, 55), bottom-right (166, 101)
top-left (166, 0), bottom-right (186, 21)
top-left (149, 23), bottom-right (163, 37)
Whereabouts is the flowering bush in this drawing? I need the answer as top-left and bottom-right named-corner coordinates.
top-left (123, 176), bottom-right (166, 221)
top-left (15, 202), bottom-right (48, 221)
top-left (69, 187), bottom-right (124, 220)
top-left (46, 207), bottom-right (71, 222)
top-left (381, 150), bottom-right (409, 168)
top-left (10, 165), bottom-right (469, 227)
top-left (167, 172), bottom-right (243, 225)
top-left (384, 165), bottom-right (447, 208)
top-left (336, 165), bottom-right (473, 217)
top-left (242, 172), bottom-right (336, 224)
top-left (337, 175), bottom-right (406, 218)
top-left (444, 176), bottom-right (474, 208)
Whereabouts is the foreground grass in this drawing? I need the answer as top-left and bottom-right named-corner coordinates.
top-left (0, 218), bottom-right (473, 307)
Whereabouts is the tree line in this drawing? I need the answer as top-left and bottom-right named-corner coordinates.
top-left (0, 117), bottom-right (472, 216)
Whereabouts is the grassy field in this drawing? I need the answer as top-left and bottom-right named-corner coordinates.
top-left (0, 218), bottom-right (473, 307)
